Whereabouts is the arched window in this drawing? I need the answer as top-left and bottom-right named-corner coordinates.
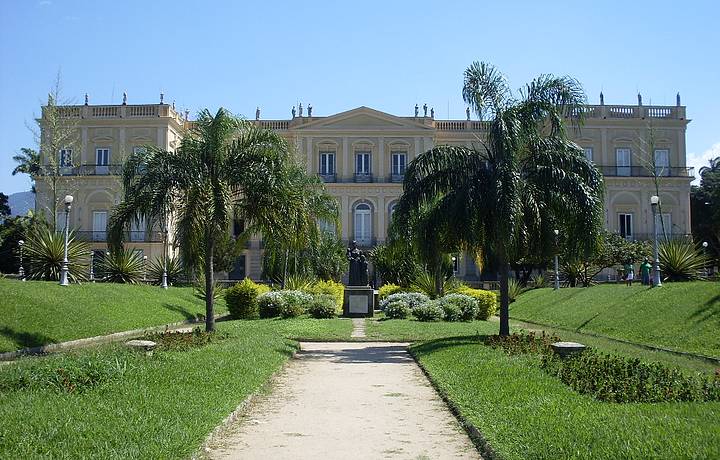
top-left (354, 203), bottom-right (372, 246)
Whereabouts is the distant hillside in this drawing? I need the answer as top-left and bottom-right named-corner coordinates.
top-left (8, 190), bottom-right (34, 216)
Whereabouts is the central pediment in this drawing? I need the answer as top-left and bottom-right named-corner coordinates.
top-left (292, 106), bottom-right (432, 131)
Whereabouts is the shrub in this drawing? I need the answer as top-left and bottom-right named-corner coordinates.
top-left (508, 278), bottom-right (527, 302)
top-left (258, 291), bottom-right (286, 318)
top-left (99, 248), bottom-right (144, 284)
top-left (24, 225), bottom-right (88, 281)
top-left (258, 290), bottom-right (311, 318)
top-left (147, 256), bottom-right (185, 285)
top-left (305, 279), bottom-right (344, 310)
top-left (659, 239), bottom-right (709, 281)
top-left (194, 276), bottom-right (224, 304)
top-left (410, 272), bottom-right (463, 299)
top-left (412, 301), bottom-right (445, 322)
top-left (530, 272), bottom-right (548, 288)
top-left (541, 349), bottom-right (720, 403)
top-left (378, 283), bottom-right (403, 301)
top-left (284, 274), bottom-right (316, 291)
top-left (438, 293), bottom-right (478, 321)
top-left (379, 292), bottom-right (430, 311)
top-left (485, 331), bottom-right (560, 355)
top-left (456, 287), bottom-right (497, 320)
top-left (384, 300), bottom-right (412, 319)
top-left (145, 327), bottom-right (228, 351)
top-left (225, 278), bottom-right (271, 319)
top-left (307, 294), bottom-right (338, 318)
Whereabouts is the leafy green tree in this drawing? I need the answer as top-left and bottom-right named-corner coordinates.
top-left (396, 62), bottom-right (604, 335)
top-left (11, 147), bottom-right (41, 193)
top-left (109, 108), bottom-right (296, 332)
top-left (0, 214), bottom-right (34, 273)
top-left (0, 193), bottom-right (10, 220)
top-left (691, 156), bottom-right (720, 264)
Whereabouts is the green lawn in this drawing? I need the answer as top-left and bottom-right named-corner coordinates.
top-left (0, 279), bottom-right (228, 353)
top-left (412, 337), bottom-right (720, 460)
top-left (509, 282), bottom-right (720, 358)
top-left (0, 318), bottom-right (352, 459)
top-left (366, 317), bottom-right (499, 341)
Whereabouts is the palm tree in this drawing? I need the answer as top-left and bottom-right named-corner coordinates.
top-left (395, 62), bottom-right (604, 336)
top-left (12, 147), bottom-right (41, 193)
top-left (109, 108), bottom-right (295, 332)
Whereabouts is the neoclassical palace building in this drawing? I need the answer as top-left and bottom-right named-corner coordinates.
top-left (35, 97), bottom-right (693, 282)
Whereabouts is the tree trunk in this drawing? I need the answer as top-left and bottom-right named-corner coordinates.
top-left (204, 237), bottom-right (215, 332)
top-left (435, 266), bottom-right (444, 298)
top-left (499, 259), bottom-right (510, 336)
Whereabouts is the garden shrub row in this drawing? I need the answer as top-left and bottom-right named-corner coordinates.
top-left (485, 332), bottom-right (720, 403)
top-left (379, 288), bottom-right (497, 322)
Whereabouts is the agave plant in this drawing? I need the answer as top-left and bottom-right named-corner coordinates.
top-left (23, 225), bottom-right (89, 281)
top-left (530, 272), bottom-right (548, 288)
top-left (659, 239), bottom-right (709, 281)
top-left (283, 274), bottom-right (317, 291)
top-left (410, 271), bottom-right (463, 299)
top-left (147, 256), bottom-right (185, 285)
top-left (99, 248), bottom-right (145, 284)
top-left (508, 278), bottom-right (527, 302)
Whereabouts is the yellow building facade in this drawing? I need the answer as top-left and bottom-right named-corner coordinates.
top-left (36, 98), bottom-right (692, 282)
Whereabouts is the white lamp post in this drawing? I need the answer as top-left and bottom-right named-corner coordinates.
top-left (161, 228), bottom-right (168, 289)
top-left (18, 239), bottom-right (25, 281)
top-left (59, 194), bottom-right (74, 286)
top-left (451, 256), bottom-right (457, 276)
top-left (143, 255), bottom-right (148, 282)
top-left (702, 241), bottom-right (709, 276)
top-left (554, 229), bottom-right (560, 290)
top-left (650, 195), bottom-right (662, 287)
top-left (89, 250), bottom-right (95, 282)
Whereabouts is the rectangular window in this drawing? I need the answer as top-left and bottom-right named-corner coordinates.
top-left (59, 148), bottom-right (73, 167)
top-left (654, 149), bottom-right (669, 176)
top-left (391, 152), bottom-right (407, 175)
top-left (616, 148), bottom-right (631, 176)
top-left (355, 152), bottom-right (371, 175)
top-left (320, 151), bottom-right (335, 175)
top-left (318, 219), bottom-right (335, 235)
top-left (583, 147), bottom-right (593, 162)
top-left (130, 216), bottom-right (146, 242)
top-left (618, 213), bottom-right (633, 239)
top-left (92, 211), bottom-right (108, 242)
top-left (133, 146), bottom-right (147, 155)
top-left (96, 148), bottom-right (110, 166)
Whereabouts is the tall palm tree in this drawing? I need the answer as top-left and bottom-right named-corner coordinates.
top-left (109, 108), bottom-right (294, 332)
top-left (12, 147), bottom-right (41, 193)
top-left (396, 62), bottom-right (604, 336)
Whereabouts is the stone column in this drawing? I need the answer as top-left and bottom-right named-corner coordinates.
top-left (377, 194), bottom-right (386, 243)
top-left (306, 136), bottom-right (313, 171)
top-left (378, 136), bottom-right (385, 180)
top-left (601, 128), bottom-right (608, 165)
top-left (341, 195), bottom-right (349, 240)
top-left (343, 137), bottom-right (349, 178)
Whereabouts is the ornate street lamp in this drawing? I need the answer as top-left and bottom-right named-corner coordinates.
top-left (161, 228), bottom-right (168, 289)
top-left (650, 195), bottom-right (662, 287)
top-left (143, 255), bottom-right (148, 282)
top-left (59, 195), bottom-right (74, 286)
top-left (702, 241), bottom-right (709, 276)
top-left (89, 250), bottom-right (95, 282)
top-left (18, 239), bottom-right (25, 281)
top-left (554, 229), bottom-right (560, 290)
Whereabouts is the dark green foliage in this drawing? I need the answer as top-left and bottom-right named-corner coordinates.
top-left (24, 222), bottom-right (89, 281)
top-left (659, 239), bottom-right (709, 281)
top-left (412, 301), bottom-right (445, 322)
top-left (258, 291), bottom-right (285, 318)
top-left (307, 294), bottom-right (338, 318)
top-left (144, 328), bottom-right (228, 351)
top-left (99, 248), bottom-right (144, 283)
top-left (541, 350), bottom-right (720, 403)
top-left (507, 278), bottom-right (526, 302)
top-left (370, 241), bottom-right (422, 287)
top-left (262, 231), bottom-right (346, 283)
top-left (691, 156), bottom-right (720, 265)
top-left (224, 278), bottom-right (270, 319)
top-left (0, 193), bottom-right (10, 219)
top-left (484, 331), bottom-right (560, 355)
top-left (0, 347), bottom-right (137, 393)
top-left (0, 214), bottom-right (34, 274)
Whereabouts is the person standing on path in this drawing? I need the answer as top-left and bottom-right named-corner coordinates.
top-left (640, 257), bottom-right (652, 285)
top-left (624, 259), bottom-right (635, 286)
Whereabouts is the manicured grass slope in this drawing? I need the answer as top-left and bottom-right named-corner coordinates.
top-left (509, 282), bottom-right (720, 357)
top-left (366, 318), bottom-right (499, 341)
top-left (413, 338), bottom-right (720, 460)
top-left (0, 279), bottom-right (227, 353)
top-left (0, 318), bottom-right (352, 459)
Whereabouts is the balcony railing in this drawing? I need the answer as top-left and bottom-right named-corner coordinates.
top-left (597, 166), bottom-right (693, 178)
top-left (319, 173), bottom-right (337, 183)
top-left (45, 164), bottom-right (124, 176)
top-left (72, 231), bottom-right (164, 243)
top-left (354, 173), bottom-right (373, 183)
top-left (615, 233), bottom-right (692, 242)
top-left (53, 104), bottom-right (185, 124)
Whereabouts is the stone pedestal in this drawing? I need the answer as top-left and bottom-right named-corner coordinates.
top-left (343, 286), bottom-right (374, 317)
top-left (551, 341), bottom-right (586, 358)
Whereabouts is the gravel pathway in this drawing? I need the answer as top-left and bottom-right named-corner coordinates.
top-left (206, 342), bottom-right (479, 459)
top-left (351, 318), bottom-right (366, 338)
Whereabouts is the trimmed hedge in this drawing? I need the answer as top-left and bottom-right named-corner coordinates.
top-left (307, 294), bottom-right (338, 319)
top-left (412, 301), bottom-right (445, 322)
top-left (438, 293), bottom-right (478, 321)
top-left (378, 283), bottom-right (403, 301)
top-left (224, 278), bottom-right (271, 319)
top-left (304, 280), bottom-right (344, 310)
top-left (455, 286), bottom-right (497, 320)
top-left (379, 292), bottom-right (430, 311)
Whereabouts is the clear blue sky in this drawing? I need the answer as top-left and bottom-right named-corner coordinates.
top-left (1, 0), bottom-right (718, 195)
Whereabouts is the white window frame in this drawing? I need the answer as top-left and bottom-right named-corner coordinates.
top-left (391, 151), bottom-right (407, 176)
top-left (92, 211), bottom-right (108, 242)
top-left (130, 215), bottom-right (146, 242)
top-left (355, 151), bottom-right (371, 175)
top-left (354, 203), bottom-right (372, 246)
top-left (618, 213), bottom-right (633, 239)
top-left (320, 151), bottom-right (335, 175)
top-left (59, 148), bottom-right (73, 167)
top-left (654, 149), bottom-right (670, 176)
top-left (616, 148), bottom-right (631, 176)
top-left (96, 147), bottom-right (110, 166)
top-left (583, 147), bottom-right (593, 162)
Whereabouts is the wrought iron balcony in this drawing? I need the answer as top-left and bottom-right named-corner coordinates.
top-left (615, 233), bottom-right (692, 242)
top-left (43, 164), bottom-right (124, 176)
top-left (319, 173), bottom-right (337, 183)
top-left (353, 173), bottom-right (373, 183)
top-left (597, 166), bottom-right (693, 178)
top-left (71, 230), bottom-right (164, 243)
